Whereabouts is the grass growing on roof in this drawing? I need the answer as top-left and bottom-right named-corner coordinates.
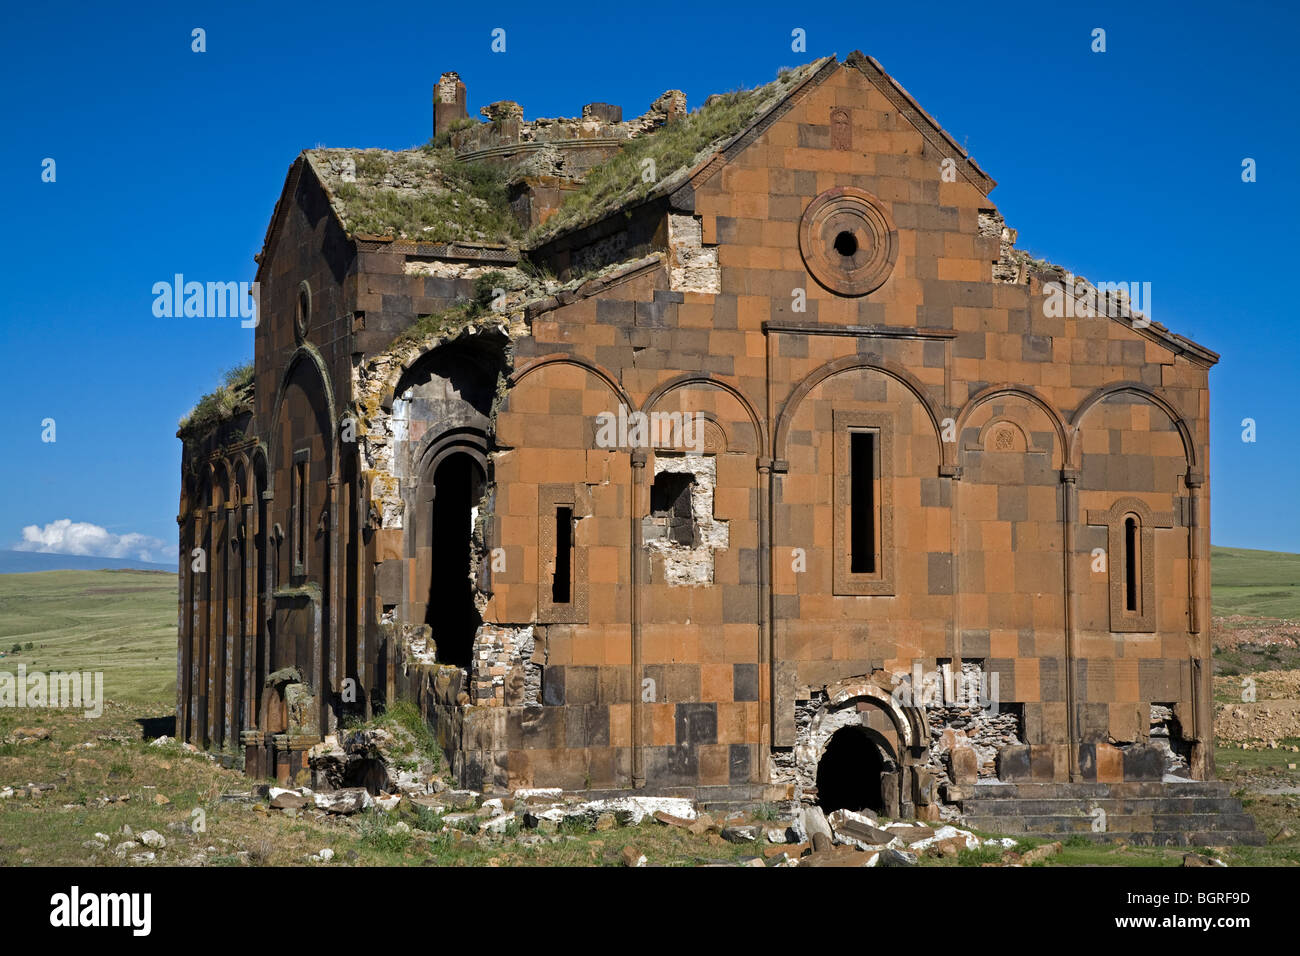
top-left (527, 63), bottom-right (816, 246)
top-left (178, 361), bottom-right (253, 433)
top-left (315, 147), bottom-right (519, 244)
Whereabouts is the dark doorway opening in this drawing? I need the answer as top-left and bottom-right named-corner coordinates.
top-left (426, 453), bottom-right (485, 669)
top-left (816, 726), bottom-right (886, 815)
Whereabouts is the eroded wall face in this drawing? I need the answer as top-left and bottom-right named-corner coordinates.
top-left (186, 62), bottom-right (1213, 798)
top-left (179, 157), bottom-right (368, 776)
top-left (449, 61), bottom-right (1211, 793)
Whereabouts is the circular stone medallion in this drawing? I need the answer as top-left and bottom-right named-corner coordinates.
top-left (799, 186), bottom-right (898, 296)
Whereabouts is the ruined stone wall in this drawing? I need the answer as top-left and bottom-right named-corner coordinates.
top-left (683, 59), bottom-right (1212, 786)
top-left (197, 57), bottom-right (1215, 799)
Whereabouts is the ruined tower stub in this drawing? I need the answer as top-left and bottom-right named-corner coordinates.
top-left (433, 70), bottom-right (467, 137)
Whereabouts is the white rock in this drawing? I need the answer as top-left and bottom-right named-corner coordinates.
top-left (318, 848), bottom-right (334, 862)
top-left (906, 825), bottom-right (981, 852)
top-left (480, 812), bottom-right (517, 833)
top-left (139, 830), bottom-right (166, 849)
top-left (514, 787), bottom-right (563, 800)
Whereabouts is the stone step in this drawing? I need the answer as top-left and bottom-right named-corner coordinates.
top-left (965, 781), bottom-right (1231, 800)
top-left (964, 812), bottom-right (1259, 835)
top-left (961, 797), bottom-right (1253, 817)
top-left (965, 827), bottom-right (1268, 848)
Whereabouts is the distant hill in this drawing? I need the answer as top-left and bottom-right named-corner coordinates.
top-left (1210, 546), bottom-right (1300, 619)
top-left (0, 550), bottom-right (177, 574)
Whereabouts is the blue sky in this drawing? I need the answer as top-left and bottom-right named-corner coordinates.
top-left (1, 0), bottom-right (1296, 562)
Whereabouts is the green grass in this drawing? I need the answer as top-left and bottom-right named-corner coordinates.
top-left (1211, 546), bottom-right (1300, 618)
top-left (526, 62), bottom-right (818, 247)
top-left (1, 557), bottom-right (1298, 866)
top-left (178, 362), bottom-right (253, 434)
top-left (0, 570), bottom-right (177, 709)
top-left (314, 148), bottom-right (519, 245)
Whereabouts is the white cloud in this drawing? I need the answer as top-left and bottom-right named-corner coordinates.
top-left (15, 519), bottom-right (167, 563)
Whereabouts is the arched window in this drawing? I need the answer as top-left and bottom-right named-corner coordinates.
top-left (1086, 497), bottom-right (1172, 633)
top-left (1123, 515), bottom-right (1140, 613)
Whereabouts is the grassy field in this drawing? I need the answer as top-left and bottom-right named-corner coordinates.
top-left (0, 554), bottom-right (1297, 867)
top-left (1211, 546), bottom-right (1300, 618)
top-left (0, 569), bottom-right (177, 709)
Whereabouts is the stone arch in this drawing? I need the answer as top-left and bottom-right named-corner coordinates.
top-left (209, 459), bottom-right (227, 509)
top-left (232, 453), bottom-right (252, 505)
top-left (412, 427), bottom-right (490, 493)
top-left (640, 373), bottom-right (766, 456)
top-left (797, 678), bottom-right (928, 816)
top-left (268, 344), bottom-right (338, 491)
top-left (393, 337), bottom-right (503, 426)
top-left (956, 384), bottom-right (1069, 465)
top-left (408, 426), bottom-right (491, 655)
top-left (1069, 382), bottom-right (1198, 476)
top-left (773, 354), bottom-right (947, 465)
top-left (510, 353), bottom-right (632, 410)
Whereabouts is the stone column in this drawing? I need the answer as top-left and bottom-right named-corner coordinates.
top-left (630, 449), bottom-right (646, 789)
top-left (1060, 468), bottom-right (1080, 781)
top-left (756, 457), bottom-right (772, 782)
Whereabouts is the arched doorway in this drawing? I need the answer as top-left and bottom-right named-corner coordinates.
top-left (817, 725), bottom-right (893, 815)
top-left (425, 452), bottom-right (485, 668)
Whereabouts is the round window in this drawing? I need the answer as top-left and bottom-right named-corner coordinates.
top-left (799, 187), bottom-right (898, 296)
top-left (294, 282), bottom-right (311, 342)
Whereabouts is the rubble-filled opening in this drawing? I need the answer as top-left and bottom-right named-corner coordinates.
top-left (1151, 703), bottom-right (1193, 776)
top-left (426, 452), bottom-right (485, 668)
top-left (649, 471), bottom-right (696, 546)
top-left (816, 726), bottom-right (886, 815)
top-left (342, 755), bottom-right (392, 794)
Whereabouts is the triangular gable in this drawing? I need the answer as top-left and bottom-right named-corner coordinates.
top-left (670, 52), bottom-right (995, 209)
top-left (845, 52), bottom-right (995, 195)
top-left (253, 154), bottom-right (308, 285)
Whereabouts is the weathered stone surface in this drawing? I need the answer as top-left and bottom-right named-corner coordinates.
top-left (798, 845), bottom-right (876, 868)
top-left (175, 54), bottom-right (1225, 837)
top-left (827, 808), bottom-right (897, 848)
top-left (621, 846), bottom-right (647, 867)
top-left (1020, 841), bottom-right (1062, 865)
top-left (950, 743), bottom-right (979, 786)
top-left (877, 847), bottom-right (918, 867)
top-left (314, 788), bottom-right (373, 815)
top-left (721, 825), bottom-right (759, 843)
top-left (802, 806), bottom-right (834, 851)
top-left (269, 787), bottom-right (309, 810)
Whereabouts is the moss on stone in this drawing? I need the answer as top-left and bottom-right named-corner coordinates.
top-left (308, 147), bottom-right (519, 245)
top-left (526, 60), bottom-right (825, 246)
top-left (178, 361), bottom-right (253, 435)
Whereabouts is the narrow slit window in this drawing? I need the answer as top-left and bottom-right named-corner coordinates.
top-left (293, 459), bottom-right (307, 570)
top-left (1124, 515), bottom-right (1139, 612)
top-left (850, 431), bottom-right (877, 574)
top-left (552, 506), bottom-right (573, 604)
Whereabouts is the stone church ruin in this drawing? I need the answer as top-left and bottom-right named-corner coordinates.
top-left (176, 52), bottom-right (1260, 843)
